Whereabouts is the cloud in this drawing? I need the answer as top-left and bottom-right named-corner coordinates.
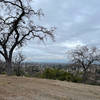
top-left (21, 0), bottom-right (100, 63)
top-left (60, 40), bottom-right (85, 48)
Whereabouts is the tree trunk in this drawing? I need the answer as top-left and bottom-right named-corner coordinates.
top-left (16, 64), bottom-right (21, 76)
top-left (82, 70), bottom-right (88, 83)
top-left (6, 60), bottom-right (13, 75)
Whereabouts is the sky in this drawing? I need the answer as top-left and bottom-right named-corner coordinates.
top-left (22, 0), bottom-right (100, 63)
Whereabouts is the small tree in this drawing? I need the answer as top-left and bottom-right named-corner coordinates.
top-left (68, 46), bottom-right (100, 82)
top-left (14, 52), bottom-right (25, 65)
top-left (0, 0), bottom-right (55, 75)
top-left (13, 52), bottom-right (25, 76)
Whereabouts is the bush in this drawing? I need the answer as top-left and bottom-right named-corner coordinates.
top-left (13, 66), bottom-right (25, 76)
top-left (41, 68), bottom-right (57, 79)
top-left (72, 75), bottom-right (82, 82)
top-left (39, 68), bottom-right (82, 83)
top-left (1, 71), bottom-right (6, 74)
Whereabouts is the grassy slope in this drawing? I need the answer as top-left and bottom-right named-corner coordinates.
top-left (0, 75), bottom-right (100, 100)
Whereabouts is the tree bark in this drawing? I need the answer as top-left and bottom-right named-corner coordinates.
top-left (82, 69), bottom-right (88, 83)
top-left (6, 59), bottom-right (13, 75)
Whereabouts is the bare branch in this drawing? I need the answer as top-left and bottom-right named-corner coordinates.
top-left (0, 0), bottom-right (55, 65)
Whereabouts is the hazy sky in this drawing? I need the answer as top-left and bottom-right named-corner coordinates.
top-left (22, 0), bottom-right (100, 63)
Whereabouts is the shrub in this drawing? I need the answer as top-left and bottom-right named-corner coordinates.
top-left (13, 66), bottom-right (25, 76)
top-left (39, 68), bottom-right (82, 83)
top-left (41, 68), bottom-right (57, 79)
top-left (1, 71), bottom-right (6, 74)
top-left (72, 75), bottom-right (82, 82)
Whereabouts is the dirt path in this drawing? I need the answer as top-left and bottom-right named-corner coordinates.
top-left (0, 75), bottom-right (100, 100)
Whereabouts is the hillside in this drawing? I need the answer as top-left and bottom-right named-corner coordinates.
top-left (0, 75), bottom-right (100, 100)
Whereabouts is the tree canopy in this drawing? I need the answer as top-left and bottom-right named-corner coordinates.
top-left (0, 0), bottom-right (55, 74)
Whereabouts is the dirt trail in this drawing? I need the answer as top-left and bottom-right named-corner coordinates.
top-left (0, 75), bottom-right (100, 100)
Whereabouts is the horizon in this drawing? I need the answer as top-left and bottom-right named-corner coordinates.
top-left (1, 0), bottom-right (100, 63)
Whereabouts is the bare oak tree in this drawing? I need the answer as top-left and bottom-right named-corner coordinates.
top-left (0, 0), bottom-right (55, 75)
top-left (68, 46), bottom-right (100, 82)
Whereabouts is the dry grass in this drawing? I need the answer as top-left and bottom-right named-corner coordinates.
top-left (0, 75), bottom-right (100, 100)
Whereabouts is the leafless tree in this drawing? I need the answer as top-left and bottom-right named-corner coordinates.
top-left (68, 46), bottom-right (100, 82)
top-left (0, 0), bottom-right (55, 75)
top-left (13, 52), bottom-right (25, 76)
top-left (13, 52), bottom-right (25, 65)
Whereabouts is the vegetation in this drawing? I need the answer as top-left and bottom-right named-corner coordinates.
top-left (68, 46), bottom-right (100, 82)
top-left (37, 68), bottom-right (82, 83)
top-left (0, 0), bottom-right (55, 75)
top-left (0, 1), bottom-right (99, 86)
top-left (0, 61), bottom-right (100, 85)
